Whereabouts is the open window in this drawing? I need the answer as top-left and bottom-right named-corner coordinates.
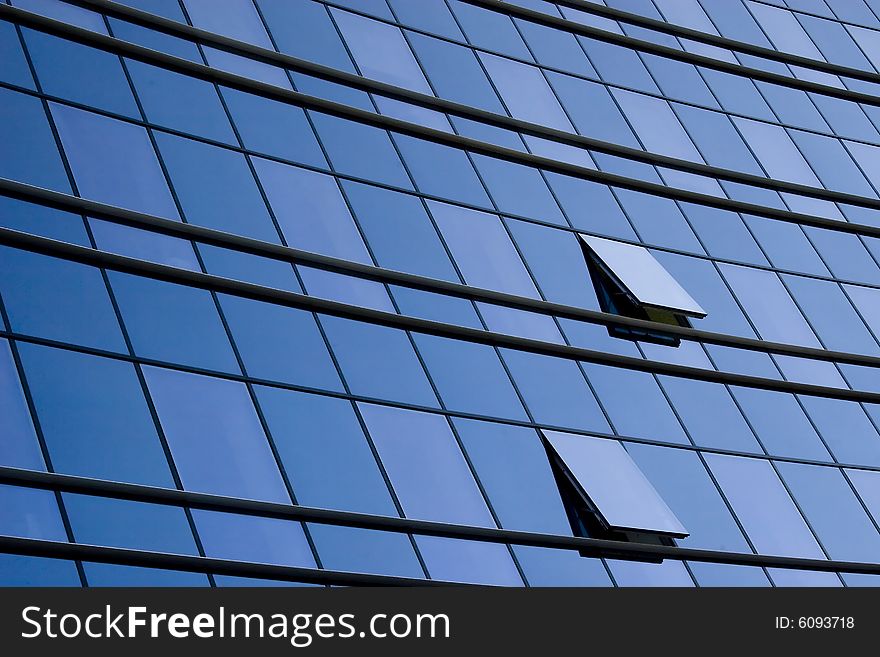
top-left (542, 430), bottom-right (688, 562)
top-left (580, 234), bottom-right (706, 347)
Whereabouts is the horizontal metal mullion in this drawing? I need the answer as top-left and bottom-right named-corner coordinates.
top-left (8, 3), bottom-right (880, 212)
top-left (4, 178), bottom-right (880, 370)
top-left (2, 466), bottom-right (880, 575)
top-left (2, 224), bottom-right (880, 403)
top-left (0, 536), bottom-right (451, 586)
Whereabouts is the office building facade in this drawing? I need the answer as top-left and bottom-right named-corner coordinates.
top-left (2, 0), bottom-right (880, 586)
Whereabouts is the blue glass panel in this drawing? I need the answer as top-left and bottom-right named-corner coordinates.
top-left (0, 485), bottom-right (66, 540)
top-left (126, 60), bottom-right (236, 144)
top-left (65, 495), bottom-right (208, 586)
top-left (310, 113), bottom-right (413, 189)
top-left (471, 156), bottom-right (565, 224)
top-left (342, 181), bottom-right (458, 280)
top-left (0, 20), bottom-right (33, 88)
top-left (577, 37), bottom-right (660, 93)
top-left (627, 443), bottom-right (752, 552)
top-left (388, 0), bottom-right (462, 38)
top-left (108, 0), bottom-right (201, 61)
top-left (0, 249), bottom-right (126, 351)
top-left (790, 131), bottom-right (876, 197)
top-left (218, 295), bottom-right (342, 391)
top-left (607, 559), bottom-right (694, 587)
top-left (778, 462), bottom-right (880, 562)
top-left (321, 316), bottom-right (439, 406)
top-left (506, 219), bottom-right (597, 307)
top-left (515, 17), bottom-right (596, 76)
top-left (501, 350), bottom-right (611, 432)
top-left (479, 53), bottom-right (572, 131)
top-left (641, 53), bottom-right (719, 108)
top-left (308, 524), bottom-right (425, 578)
top-left (673, 104), bottom-right (762, 174)
top-left (23, 31), bottom-right (138, 116)
top-left (155, 133), bottom-right (279, 242)
top-left (544, 174), bottom-right (637, 239)
top-left (612, 89), bottom-right (703, 162)
top-left (0, 556), bottom-right (80, 586)
top-left (332, 9), bottom-right (431, 93)
top-left (359, 403), bottom-right (491, 525)
top-left (756, 83), bottom-right (830, 133)
top-left (720, 264), bottom-right (819, 346)
top-left (109, 273), bottom-right (240, 373)
top-left (705, 454), bottom-right (826, 559)
top-left (220, 87), bottom-right (326, 167)
top-left (545, 431), bottom-right (688, 535)
top-left (800, 396), bottom-right (880, 466)
top-left (198, 246), bottom-right (300, 291)
top-left (394, 135), bottom-right (492, 207)
top-left (192, 509), bottom-right (315, 567)
top-left (413, 335), bottom-right (527, 420)
top-left (255, 388), bottom-right (394, 514)
top-left (0, 89), bottom-right (70, 192)
top-left (679, 203), bottom-right (768, 266)
top-left (20, 344), bottom-right (174, 486)
top-left (253, 158), bottom-right (371, 262)
top-left (783, 275), bottom-right (879, 355)
top-left (408, 32), bottom-right (503, 112)
top-left (546, 73), bottom-right (640, 148)
top-left (0, 197), bottom-right (88, 245)
top-left (743, 215), bottom-right (830, 276)
top-left (733, 118), bottom-right (821, 186)
top-left (0, 340), bottom-right (42, 470)
top-left (659, 377), bottom-right (763, 452)
top-left (845, 284), bottom-right (880, 338)
top-left (13, 0), bottom-right (106, 32)
top-left (143, 366), bottom-right (290, 503)
top-left (361, 403), bottom-right (521, 584)
top-left (449, 0), bottom-right (533, 60)
top-left (615, 189), bottom-right (704, 253)
top-left (430, 201), bottom-right (538, 296)
top-left (700, 69), bottom-right (775, 121)
top-left (804, 227), bottom-right (880, 285)
top-left (51, 103), bottom-right (177, 217)
top-left (731, 386), bottom-right (831, 460)
top-left (90, 219), bottom-right (199, 270)
top-left (255, 0), bottom-right (355, 71)
top-left (182, 0), bottom-right (273, 46)
top-left (583, 364), bottom-right (688, 444)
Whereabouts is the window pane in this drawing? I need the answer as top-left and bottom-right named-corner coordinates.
top-left (359, 402), bottom-right (522, 585)
top-left (501, 350), bottom-right (611, 432)
top-left (333, 9), bottom-right (431, 93)
top-left (155, 134), bottom-right (278, 242)
top-left (413, 335), bottom-right (528, 420)
top-left (24, 31), bottom-right (138, 116)
top-left (218, 295), bottom-right (342, 391)
top-left (51, 103), bottom-right (178, 217)
top-left (0, 339), bottom-right (43, 470)
top-left (20, 344), bottom-right (173, 486)
top-left (144, 367), bottom-right (290, 503)
top-left (705, 454), bottom-right (825, 558)
top-left (126, 60), bottom-right (236, 144)
top-left (0, 249), bottom-right (126, 351)
top-left (581, 235), bottom-right (706, 316)
top-left (431, 201), bottom-right (538, 297)
top-left (110, 273), bottom-right (240, 373)
top-left (321, 317), bottom-right (438, 407)
top-left (544, 431), bottom-right (688, 536)
top-left (220, 87), bottom-right (326, 167)
top-left (0, 89), bottom-right (70, 192)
